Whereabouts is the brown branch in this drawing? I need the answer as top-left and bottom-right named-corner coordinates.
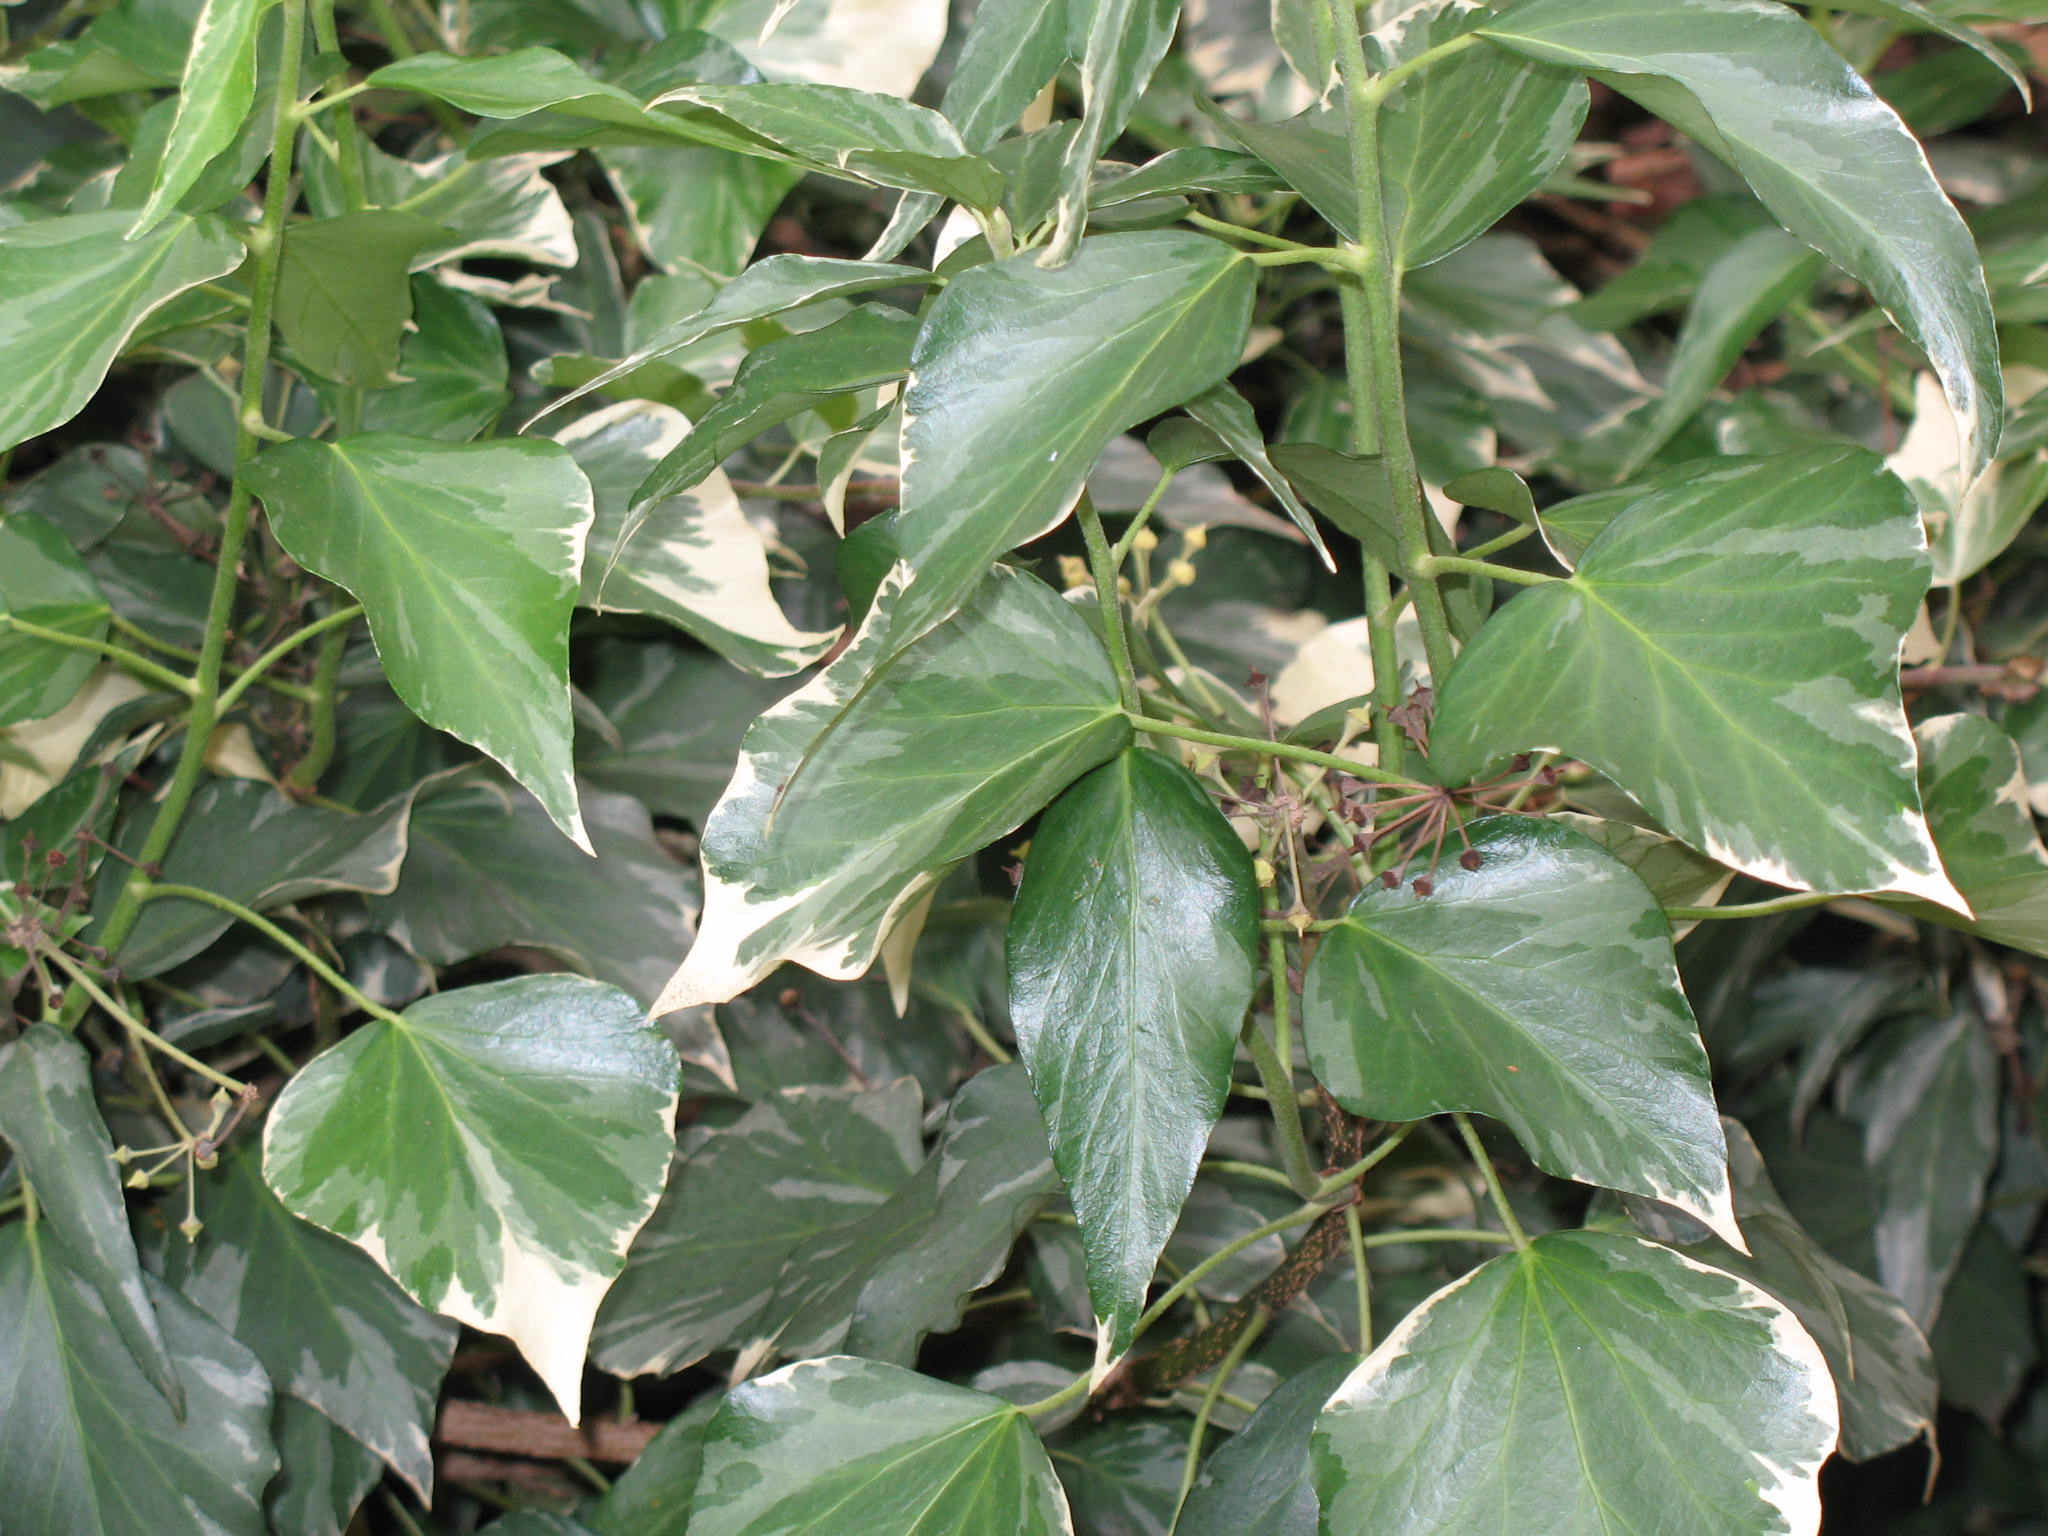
top-left (434, 1401), bottom-right (660, 1465)
top-left (1902, 657), bottom-right (2043, 700)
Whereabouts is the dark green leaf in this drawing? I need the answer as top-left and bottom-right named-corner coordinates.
top-left (161, 1148), bottom-right (457, 1498)
top-left (1431, 449), bottom-right (1961, 909)
top-left (1184, 383), bottom-right (1333, 565)
top-left (1442, 466), bottom-right (1537, 525)
top-left (358, 276), bottom-right (511, 441)
top-left (586, 1404), bottom-right (715, 1536)
top-left (1178, 1356), bottom-right (1357, 1536)
top-left (274, 212), bottom-right (447, 388)
top-left (1199, 101), bottom-right (1357, 241)
top-left (1049, 0), bottom-right (1181, 261)
top-left (265, 1396), bottom-right (384, 1536)
top-left (688, 1356), bottom-right (1073, 1535)
top-left (0, 1223), bottom-right (276, 1536)
top-left (243, 433), bottom-right (596, 849)
top-left (0, 1023), bottom-right (180, 1411)
top-left (0, 513), bottom-right (112, 727)
top-left (1476, 0), bottom-right (2003, 481)
top-left (939, 0), bottom-right (1072, 153)
top-left (1929, 1221), bottom-right (2037, 1424)
top-left (262, 973), bottom-right (681, 1419)
top-left (1304, 817), bottom-right (1738, 1243)
top-left (131, 0), bottom-right (278, 232)
top-left (656, 566), bottom-right (1128, 1011)
top-left (592, 1081), bottom-right (924, 1377)
top-left (1313, 1231), bottom-right (1837, 1535)
top-left (1052, 1419), bottom-right (1182, 1536)
top-left (1008, 747), bottom-right (1259, 1359)
top-left (0, 210), bottom-right (244, 453)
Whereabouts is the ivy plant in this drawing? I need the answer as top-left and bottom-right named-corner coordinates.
top-left (2, 0), bottom-right (2046, 1530)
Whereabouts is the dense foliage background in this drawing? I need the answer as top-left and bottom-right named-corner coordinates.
top-left (3, 0), bottom-right (2048, 1531)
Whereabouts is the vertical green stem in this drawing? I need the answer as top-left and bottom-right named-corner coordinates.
top-left (1078, 491), bottom-right (1143, 716)
top-left (1328, 1), bottom-right (1458, 687)
top-left (1453, 1113), bottom-right (1529, 1251)
top-left (85, 0), bottom-right (311, 977)
top-left (1244, 977), bottom-right (1319, 1199)
top-left (1340, 285), bottom-right (1408, 773)
top-left (285, 616), bottom-right (352, 793)
top-left (310, 0), bottom-right (367, 212)
top-left (1345, 1202), bottom-right (1373, 1350)
top-left (1171, 1307), bottom-right (1269, 1523)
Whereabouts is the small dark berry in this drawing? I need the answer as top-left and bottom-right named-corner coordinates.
top-left (777, 988), bottom-right (801, 1008)
top-left (1412, 878), bottom-right (1434, 898)
top-left (45, 849), bottom-right (66, 868)
top-left (1459, 849), bottom-right (1483, 872)
top-left (1381, 870), bottom-right (1400, 889)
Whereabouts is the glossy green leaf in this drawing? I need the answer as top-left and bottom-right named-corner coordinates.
top-left (243, 433), bottom-right (596, 850)
top-left (0, 514), bottom-right (112, 728)
top-left (875, 231), bottom-right (1251, 661)
top-left (656, 565), bottom-right (1129, 1011)
top-left (367, 47), bottom-right (656, 123)
top-left (1373, 5), bottom-right (1588, 268)
top-left (0, 1223), bottom-right (276, 1536)
top-left (1475, 0), bottom-right (2003, 482)
top-left (273, 212), bottom-right (447, 388)
top-left (1048, 0), bottom-right (1181, 262)
top-left (308, 143), bottom-right (576, 269)
top-left (1008, 747), bottom-right (1258, 1360)
top-left (938, 0), bottom-right (1071, 152)
top-left (1178, 1356), bottom-right (1356, 1536)
top-left (1443, 465), bottom-right (1537, 524)
top-left (1550, 812), bottom-right (1735, 934)
top-left (630, 303), bottom-right (918, 511)
top-left (585, 1405), bottom-right (715, 1536)
top-left (1304, 817), bottom-right (1739, 1244)
top-left (1792, 0), bottom-right (2032, 104)
top-left (107, 777), bottom-right (415, 977)
top-left (262, 973), bottom-right (681, 1420)
top-left (561, 400), bottom-right (836, 676)
top-left (688, 1355), bottom-right (1073, 1536)
top-left (370, 776), bottom-right (698, 1012)
top-left (1184, 383), bottom-right (1332, 566)
top-left (1617, 227), bottom-right (1824, 478)
top-left (1855, 1010), bottom-right (1999, 1326)
top-left (0, 210), bottom-right (243, 454)
top-left (1313, 1231), bottom-right (1837, 1536)
top-left (161, 1148), bottom-right (457, 1499)
top-left (1052, 1419), bottom-right (1181, 1535)
top-left (1200, 101), bottom-right (1358, 241)
top-left (358, 276), bottom-right (511, 441)
top-left (265, 1396), bottom-right (384, 1536)
top-left (0, 1024), bottom-right (180, 1412)
top-left (653, 83), bottom-right (1005, 209)
top-left (533, 253), bottom-right (931, 426)
top-left (1885, 713), bottom-right (2048, 954)
top-left (1431, 448), bottom-right (1963, 909)
top-left (130, 0), bottom-right (278, 234)
top-left (593, 1081), bottom-right (925, 1377)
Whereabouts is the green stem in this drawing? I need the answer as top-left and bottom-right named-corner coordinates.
top-left (1132, 1199), bottom-right (1332, 1342)
top-left (285, 616), bottom-right (352, 793)
top-left (1245, 983), bottom-right (1318, 1199)
top-left (1421, 554), bottom-right (1556, 587)
top-left (1346, 1204), bottom-right (1372, 1351)
top-left (1453, 1113), bottom-right (1529, 1251)
top-left (1172, 1308), bottom-right (1269, 1523)
top-left (1330, 1), bottom-right (1458, 686)
top-left (216, 603), bottom-right (362, 714)
top-left (1204, 1158), bottom-right (1301, 1191)
top-left (1664, 890), bottom-right (1840, 922)
top-left (1364, 30), bottom-right (1485, 100)
top-left (1337, 281), bottom-right (1408, 772)
top-left (1020, 1371), bottom-right (1092, 1419)
top-left (85, 0), bottom-right (311, 981)
top-left (40, 948), bottom-right (247, 1095)
top-left (1125, 713), bottom-right (1413, 787)
top-left (1108, 469), bottom-right (1176, 568)
top-left (108, 612), bottom-right (201, 663)
top-left (1463, 522), bottom-right (1537, 560)
top-left (1078, 493), bottom-right (1142, 715)
top-left (136, 883), bottom-right (402, 1024)
top-left (1358, 1226), bottom-right (1517, 1250)
top-left (0, 618), bottom-right (196, 697)
top-left (953, 1007), bottom-right (1013, 1065)
top-left (1185, 209), bottom-right (1326, 254)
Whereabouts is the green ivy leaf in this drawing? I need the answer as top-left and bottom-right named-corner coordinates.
top-left (1430, 448), bottom-right (1962, 910)
top-left (876, 231), bottom-right (1251, 662)
top-left (688, 1356), bottom-right (1073, 1535)
top-left (367, 46), bottom-right (657, 123)
top-left (1008, 747), bottom-right (1260, 1361)
top-left (0, 1024), bottom-right (182, 1412)
top-left (160, 1148), bottom-right (457, 1500)
top-left (561, 400), bottom-right (837, 676)
top-left (1184, 383), bottom-right (1333, 565)
top-left (1476, 0), bottom-right (2003, 481)
top-left (593, 1081), bottom-right (925, 1377)
top-left (0, 210), bottom-right (244, 454)
top-left (357, 276), bottom-right (512, 441)
top-left (243, 433), bottom-right (596, 850)
top-left (273, 211), bottom-right (448, 388)
top-left (656, 566), bottom-right (1129, 1011)
top-left (1304, 817), bottom-right (1740, 1245)
top-left (0, 513), bottom-right (113, 728)
top-left (1178, 1356), bottom-right (1358, 1536)
top-left (265, 1396), bottom-right (384, 1536)
top-left (262, 973), bottom-right (680, 1421)
top-left (1312, 1231), bottom-right (1837, 1536)
top-left (130, 0), bottom-right (279, 234)
top-left (0, 1223), bottom-right (277, 1536)
top-left (629, 304), bottom-right (919, 512)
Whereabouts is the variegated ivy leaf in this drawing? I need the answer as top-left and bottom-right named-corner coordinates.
top-left (689, 1356), bottom-right (1074, 1535)
top-left (704, 0), bottom-right (950, 99)
top-left (1314, 1232), bottom-right (1837, 1535)
top-left (262, 974), bottom-right (680, 1422)
top-left (1884, 713), bottom-right (2048, 955)
top-left (1048, 0), bottom-right (1182, 263)
top-left (1303, 817), bottom-right (1742, 1247)
top-left (131, 0), bottom-right (278, 234)
top-left (655, 565), bottom-right (1129, 1012)
top-left (559, 400), bottom-right (836, 677)
top-left (1430, 448), bottom-right (1965, 911)
top-left (243, 434), bottom-right (597, 851)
